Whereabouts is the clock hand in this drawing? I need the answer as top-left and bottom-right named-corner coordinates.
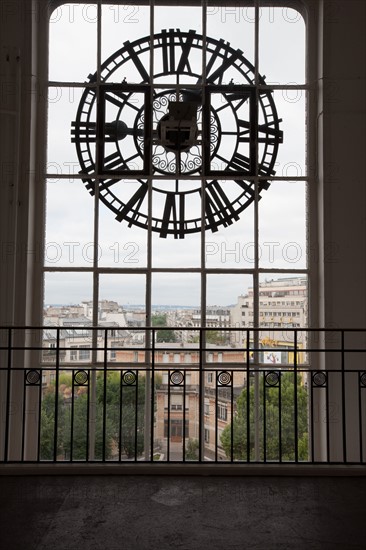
top-left (73, 120), bottom-right (144, 141)
top-left (105, 120), bottom-right (144, 141)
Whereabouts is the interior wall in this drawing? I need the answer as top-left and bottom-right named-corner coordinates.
top-left (320, 0), bottom-right (366, 329)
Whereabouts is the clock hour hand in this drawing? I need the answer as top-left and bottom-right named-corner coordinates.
top-left (105, 120), bottom-right (144, 141)
top-left (71, 119), bottom-right (144, 143)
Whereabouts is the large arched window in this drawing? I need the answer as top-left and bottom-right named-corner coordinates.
top-left (38, 1), bottom-right (310, 463)
top-left (44, 2), bottom-right (308, 336)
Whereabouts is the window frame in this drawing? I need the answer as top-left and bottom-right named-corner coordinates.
top-left (27, 0), bottom-right (318, 387)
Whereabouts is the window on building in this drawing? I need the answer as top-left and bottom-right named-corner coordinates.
top-left (110, 343), bottom-right (117, 360)
top-left (217, 403), bottom-right (228, 422)
top-left (79, 345), bottom-right (91, 361)
top-left (164, 419), bottom-right (189, 438)
top-left (171, 393), bottom-right (184, 411)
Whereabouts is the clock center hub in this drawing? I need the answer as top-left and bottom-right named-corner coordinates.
top-left (156, 101), bottom-right (199, 153)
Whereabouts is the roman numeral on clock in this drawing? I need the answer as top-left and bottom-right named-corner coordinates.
top-left (71, 121), bottom-right (97, 143)
top-left (203, 180), bottom-right (239, 232)
top-left (103, 151), bottom-right (123, 171)
top-left (161, 29), bottom-right (196, 74)
top-left (160, 192), bottom-right (186, 239)
top-left (123, 40), bottom-right (150, 82)
top-left (116, 184), bottom-right (148, 225)
top-left (105, 91), bottom-right (140, 112)
top-left (206, 46), bottom-right (242, 84)
top-left (236, 119), bottom-right (284, 144)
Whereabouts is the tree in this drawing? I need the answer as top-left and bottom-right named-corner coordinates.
top-left (205, 330), bottom-right (228, 345)
top-left (190, 330), bottom-right (229, 345)
top-left (155, 329), bottom-right (176, 343)
top-left (151, 313), bottom-right (167, 326)
top-left (220, 372), bottom-right (309, 461)
top-left (40, 370), bottom-right (146, 460)
top-left (152, 313), bottom-right (176, 343)
top-left (185, 438), bottom-right (199, 460)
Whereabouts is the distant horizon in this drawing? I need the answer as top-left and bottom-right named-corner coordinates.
top-left (44, 303), bottom-right (204, 310)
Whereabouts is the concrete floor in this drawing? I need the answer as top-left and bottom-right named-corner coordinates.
top-left (0, 475), bottom-right (365, 550)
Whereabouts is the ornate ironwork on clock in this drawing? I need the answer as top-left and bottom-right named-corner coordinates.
top-left (71, 28), bottom-right (283, 238)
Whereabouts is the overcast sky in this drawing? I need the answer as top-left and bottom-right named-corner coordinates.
top-left (44, 3), bottom-right (306, 308)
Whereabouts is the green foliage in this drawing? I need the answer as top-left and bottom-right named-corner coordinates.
top-left (58, 372), bottom-right (72, 387)
top-left (220, 372), bottom-right (309, 461)
top-left (151, 313), bottom-right (167, 326)
top-left (205, 330), bottom-right (228, 345)
top-left (185, 438), bottom-right (199, 461)
top-left (151, 313), bottom-right (176, 343)
top-left (40, 371), bottom-right (146, 461)
top-left (189, 331), bottom-right (228, 345)
top-left (156, 329), bottom-right (176, 343)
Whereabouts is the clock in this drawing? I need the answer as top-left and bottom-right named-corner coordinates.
top-left (71, 29), bottom-right (283, 238)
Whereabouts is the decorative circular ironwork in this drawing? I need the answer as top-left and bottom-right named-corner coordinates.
top-left (134, 89), bottom-right (207, 176)
top-left (74, 370), bottom-right (89, 386)
top-left (71, 28), bottom-right (283, 238)
top-left (265, 371), bottom-right (280, 387)
top-left (26, 369), bottom-right (40, 385)
top-left (123, 370), bottom-right (137, 385)
top-left (170, 370), bottom-right (184, 386)
top-left (217, 371), bottom-right (232, 386)
top-left (360, 372), bottom-right (366, 387)
top-left (312, 371), bottom-right (327, 387)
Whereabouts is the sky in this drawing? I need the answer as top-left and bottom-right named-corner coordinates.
top-left (44, 3), bottom-right (306, 308)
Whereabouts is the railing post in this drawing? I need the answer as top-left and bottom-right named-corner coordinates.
top-left (88, 371), bottom-right (97, 461)
top-left (11, 328), bottom-right (42, 461)
top-left (144, 327), bottom-right (152, 461)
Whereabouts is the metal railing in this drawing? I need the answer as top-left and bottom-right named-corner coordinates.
top-left (0, 326), bottom-right (366, 464)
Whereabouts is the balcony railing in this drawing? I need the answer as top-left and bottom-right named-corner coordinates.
top-left (0, 326), bottom-right (366, 465)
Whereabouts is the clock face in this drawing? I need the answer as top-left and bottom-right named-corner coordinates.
top-left (71, 29), bottom-right (283, 238)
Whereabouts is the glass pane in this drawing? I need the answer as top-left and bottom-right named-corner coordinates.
top-left (206, 3), bottom-right (255, 68)
top-left (102, 89), bottom-right (146, 173)
top-left (49, 3), bottom-right (97, 82)
top-left (204, 184), bottom-right (255, 268)
top-left (99, 274), bottom-right (146, 328)
top-left (102, 4), bottom-right (150, 64)
top-left (153, 6), bottom-right (203, 85)
top-left (259, 6), bottom-right (306, 85)
top-left (48, 87), bottom-right (94, 176)
top-left (152, 231), bottom-right (201, 268)
top-left (259, 181), bottom-right (307, 269)
top-left (45, 179), bottom-right (94, 267)
top-left (151, 179), bottom-right (202, 242)
top-left (207, 275), bottom-right (253, 349)
top-left (43, 272), bottom-right (93, 324)
top-left (98, 195), bottom-right (147, 268)
top-left (151, 179), bottom-right (201, 267)
top-left (151, 274), bottom-right (201, 339)
top-left (267, 91), bottom-right (306, 177)
top-left (258, 274), bottom-right (308, 361)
